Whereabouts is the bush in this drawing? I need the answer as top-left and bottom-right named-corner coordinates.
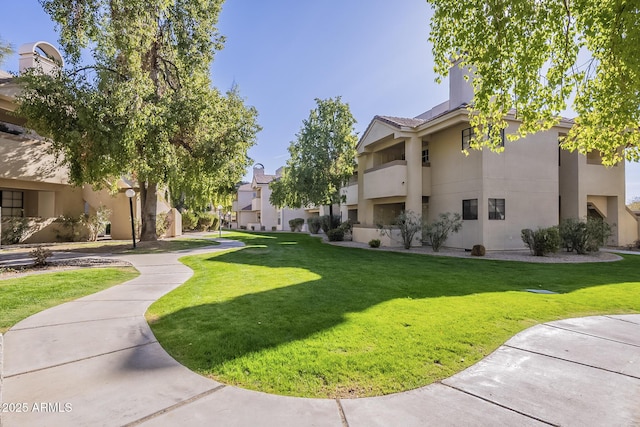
top-left (521, 227), bottom-right (561, 256)
top-left (559, 217), bottom-right (613, 254)
top-left (84, 206), bottom-right (111, 241)
top-left (30, 247), bottom-right (52, 266)
top-left (1, 217), bottom-right (32, 244)
top-left (197, 213), bottom-right (215, 231)
top-left (55, 214), bottom-right (88, 242)
top-left (156, 212), bottom-right (170, 237)
top-left (369, 238), bottom-right (381, 248)
top-left (471, 244), bottom-right (486, 256)
top-left (320, 215), bottom-right (341, 233)
top-left (424, 212), bottom-right (463, 252)
top-left (181, 211), bottom-right (198, 231)
top-left (326, 228), bottom-right (344, 241)
top-left (378, 210), bottom-right (423, 250)
top-left (307, 216), bottom-right (322, 234)
top-left (289, 218), bottom-right (305, 232)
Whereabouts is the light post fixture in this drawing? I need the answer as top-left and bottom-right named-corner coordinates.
top-left (125, 189), bottom-right (136, 249)
top-left (217, 204), bottom-right (223, 238)
top-left (227, 211), bottom-right (231, 230)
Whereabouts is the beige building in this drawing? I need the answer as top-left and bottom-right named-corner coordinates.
top-left (0, 41), bottom-right (180, 243)
top-left (231, 164), bottom-right (310, 231)
top-left (353, 66), bottom-right (639, 250)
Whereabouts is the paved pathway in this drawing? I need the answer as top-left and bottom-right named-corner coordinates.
top-left (1, 242), bottom-right (639, 426)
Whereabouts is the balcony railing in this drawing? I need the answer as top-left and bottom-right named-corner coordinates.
top-left (363, 160), bottom-right (407, 199)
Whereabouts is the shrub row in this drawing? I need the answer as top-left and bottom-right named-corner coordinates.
top-left (522, 217), bottom-right (612, 256)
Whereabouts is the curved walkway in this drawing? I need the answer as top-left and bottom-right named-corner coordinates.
top-left (2, 242), bottom-right (639, 426)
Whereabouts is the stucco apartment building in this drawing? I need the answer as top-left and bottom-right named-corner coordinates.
top-left (231, 164), bottom-right (310, 231)
top-left (0, 41), bottom-right (180, 243)
top-left (351, 66), bottom-right (639, 250)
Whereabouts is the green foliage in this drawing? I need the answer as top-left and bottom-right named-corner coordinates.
top-left (424, 212), bottom-right (463, 252)
top-left (29, 247), bottom-right (53, 266)
top-left (16, 1), bottom-right (259, 241)
top-left (326, 228), bottom-right (344, 242)
top-left (197, 213), bottom-right (216, 231)
top-left (307, 216), bottom-right (322, 234)
top-left (55, 215), bottom-right (88, 242)
top-left (320, 215), bottom-right (341, 233)
top-left (0, 38), bottom-right (11, 66)
top-left (288, 218), bottom-right (305, 232)
top-left (559, 217), bottom-right (613, 254)
top-left (156, 212), bottom-right (170, 237)
top-left (270, 97), bottom-right (358, 212)
top-left (378, 210), bottom-right (425, 250)
top-left (181, 211), bottom-right (199, 231)
top-left (521, 227), bottom-right (561, 256)
top-left (85, 206), bottom-right (112, 241)
top-left (368, 238), bottom-right (381, 248)
top-left (1, 217), bottom-right (32, 244)
top-left (428, 1), bottom-right (640, 165)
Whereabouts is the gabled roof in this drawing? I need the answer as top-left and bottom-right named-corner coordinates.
top-left (253, 174), bottom-right (276, 185)
top-left (376, 115), bottom-right (426, 128)
top-left (237, 183), bottom-right (253, 192)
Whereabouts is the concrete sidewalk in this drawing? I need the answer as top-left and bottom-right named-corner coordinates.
top-left (2, 242), bottom-right (639, 426)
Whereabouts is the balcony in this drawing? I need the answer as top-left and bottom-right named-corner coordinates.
top-left (251, 197), bottom-right (261, 211)
top-left (363, 160), bottom-right (407, 199)
top-left (342, 183), bottom-right (358, 206)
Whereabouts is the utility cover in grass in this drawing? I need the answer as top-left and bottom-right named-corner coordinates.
top-left (525, 289), bottom-right (558, 294)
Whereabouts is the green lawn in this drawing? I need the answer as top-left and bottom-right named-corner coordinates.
top-left (147, 232), bottom-right (640, 398)
top-left (1, 267), bottom-right (139, 333)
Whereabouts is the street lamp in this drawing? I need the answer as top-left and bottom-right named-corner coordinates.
top-left (125, 189), bottom-right (136, 249)
top-left (217, 204), bottom-right (223, 238)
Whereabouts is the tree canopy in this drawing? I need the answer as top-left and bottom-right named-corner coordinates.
top-left (0, 38), bottom-right (11, 66)
top-left (428, 0), bottom-right (640, 165)
top-left (16, 0), bottom-right (260, 240)
top-left (270, 97), bottom-right (357, 217)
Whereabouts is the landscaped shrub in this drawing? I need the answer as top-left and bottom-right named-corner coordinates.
top-left (289, 217), bottom-right (305, 232)
top-left (1, 217), bottom-right (32, 244)
top-left (326, 228), bottom-right (344, 241)
top-left (339, 220), bottom-right (353, 241)
top-left (55, 214), bottom-right (88, 242)
top-left (378, 210), bottom-right (424, 249)
top-left (471, 244), bottom-right (486, 256)
top-left (84, 207), bottom-right (112, 241)
top-left (369, 238), bottom-right (381, 248)
top-left (181, 211), bottom-right (198, 231)
top-left (156, 212), bottom-right (170, 237)
top-left (320, 215), bottom-right (341, 233)
top-left (307, 216), bottom-right (322, 234)
top-left (424, 212), bottom-right (463, 252)
top-left (197, 213), bottom-right (215, 231)
top-left (521, 227), bottom-right (561, 256)
top-left (559, 217), bottom-right (613, 254)
top-left (30, 247), bottom-right (52, 266)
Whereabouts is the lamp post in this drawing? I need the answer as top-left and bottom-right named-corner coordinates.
top-left (125, 189), bottom-right (136, 249)
top-left (217, 204), bottom-right (223, 238)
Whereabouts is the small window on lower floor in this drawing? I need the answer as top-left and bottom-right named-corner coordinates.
top-left (462, 199), bottom-right (478, 220)
top-left (488, 198), bottom-right (505, 220)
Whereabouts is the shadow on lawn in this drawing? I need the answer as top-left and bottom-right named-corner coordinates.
top-left (151, 232), bottom-right (640, 371)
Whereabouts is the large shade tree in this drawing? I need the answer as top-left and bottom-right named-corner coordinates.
top-left (16, 0), bottom-right (260, 240)
top-left (428, 0), bottom-right (640, 165)
top-left (270, 97), bottom-right (357, 219)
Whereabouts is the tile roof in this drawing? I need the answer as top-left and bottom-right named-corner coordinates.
top-left (376, 115), bottom-right (426, 129)
top-left (254, 174), bottom-right (276, 185)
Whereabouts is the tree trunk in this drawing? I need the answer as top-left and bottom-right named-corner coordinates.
top-left (139, 181), bottom-right (158, 241)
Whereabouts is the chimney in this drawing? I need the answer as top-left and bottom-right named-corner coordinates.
top-left (18, 41), bottom-right (63, 75)
top-left (449, 59), bottom-right (474, 109)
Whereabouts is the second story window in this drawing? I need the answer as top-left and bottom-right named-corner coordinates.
top-left (462, 126), bottom-right (505, 150)
top-left (422, 147), bottom-right (429, 164)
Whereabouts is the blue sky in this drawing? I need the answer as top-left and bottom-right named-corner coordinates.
top-left (2, 0), bottom-right (639, 201)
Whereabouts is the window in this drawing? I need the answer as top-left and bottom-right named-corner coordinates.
top-left (462, 127), bottom-right (475, 150)
top-left (462, 199), bottom-right (478, 220)
top-left (488, 198), bottom-right (505, 220)
top-left (462, 126), bottom-right (505, 150)
top-left (422, 148), bottom-right (429, 164)
top-left (1, 190), bottom-right (24, 217)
